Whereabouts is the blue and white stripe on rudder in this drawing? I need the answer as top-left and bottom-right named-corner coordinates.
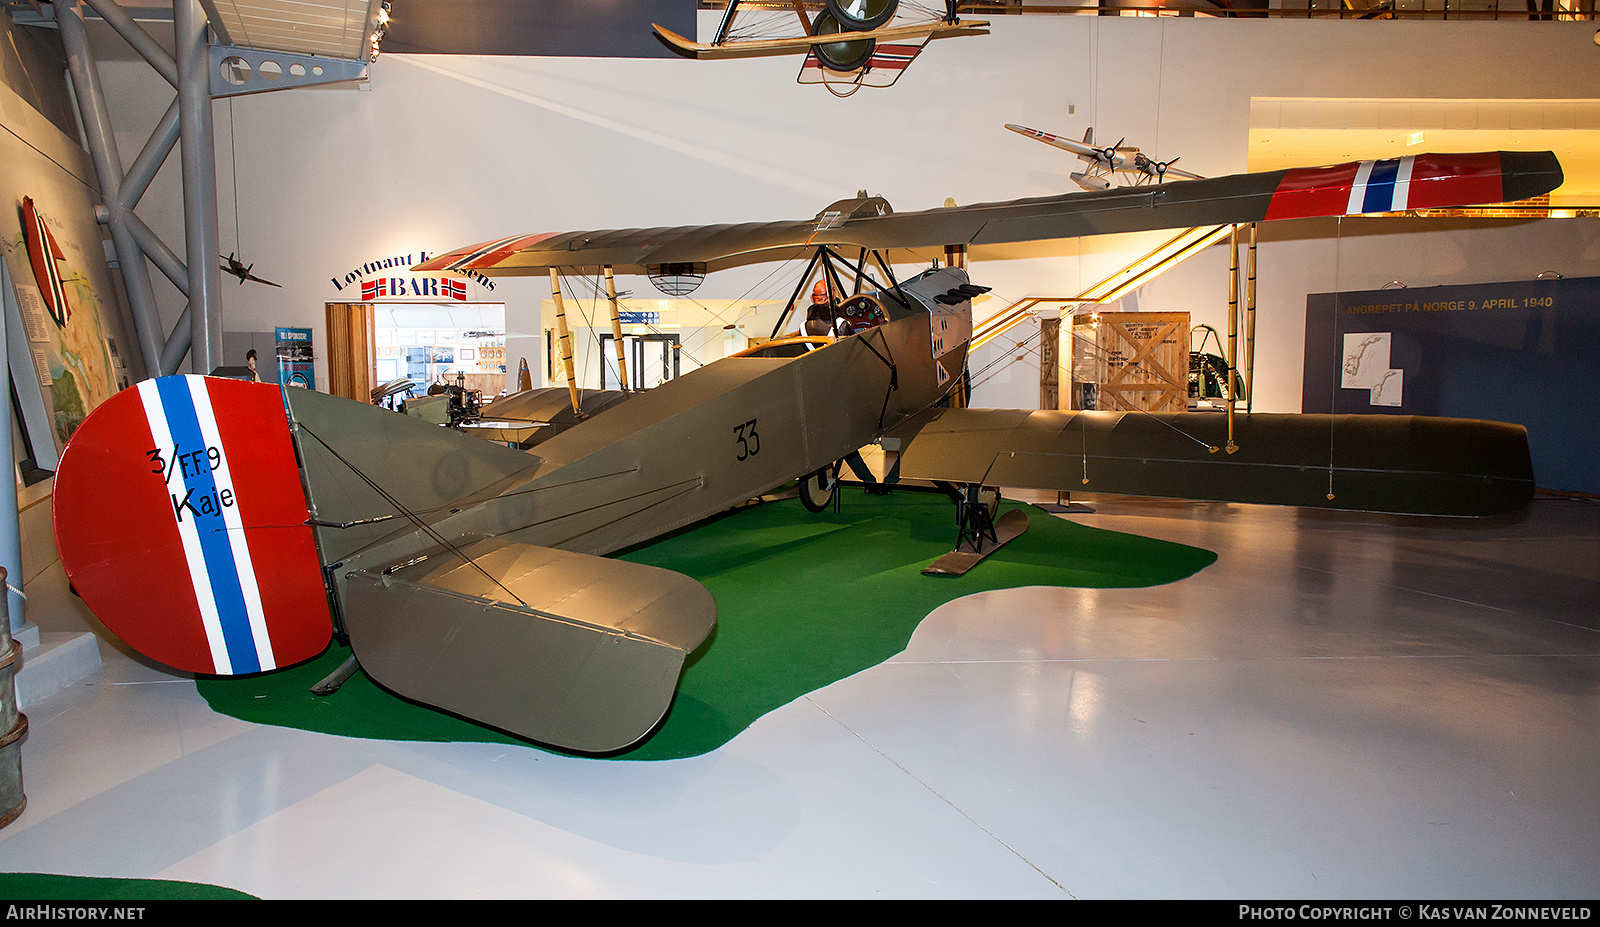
top-left (139, 377), bottom-right (276, 674)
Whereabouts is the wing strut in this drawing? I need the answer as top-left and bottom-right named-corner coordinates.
top-left (548, 268), bottom-right (582, 416)
top-left (603, 266), bottom-right (630, 391)
top-left (770, 245), bottom-right (913, 338)
top-left (772, 248), bottom-right (825, 338)
top-left (1227, 224), bottom-right (1240, 454)
top-left (1245, 223), bottom-right (1258, 413)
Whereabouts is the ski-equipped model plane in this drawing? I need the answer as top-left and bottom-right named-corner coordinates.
top-left (1007, 123), bottom-right (1205, 191)
top-left (53, 150), bottom-right (1560, 754)
top-left (654, 1), bottom-right (989, 92)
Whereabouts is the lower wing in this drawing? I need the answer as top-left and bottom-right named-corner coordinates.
top-left (889, 408), bottom-right (1534, 517)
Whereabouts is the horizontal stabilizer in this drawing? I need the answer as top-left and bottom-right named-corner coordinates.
top-left (285, 387), bottom-right (540, 564)
top-left (892, 409), bottom-right (1535, 517)
top-left (342, 539), bottom-right (716, 753)
top-left (473, 387), bottom-right (632, 448)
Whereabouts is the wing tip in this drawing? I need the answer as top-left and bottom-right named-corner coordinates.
top-left (1499, 150), bottom-right (1565, 203)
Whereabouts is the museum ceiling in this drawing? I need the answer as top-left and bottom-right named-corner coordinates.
top-left (23, 2), bottom-right (1599, 207)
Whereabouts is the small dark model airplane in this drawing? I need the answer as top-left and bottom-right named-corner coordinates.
top-left (221, 253), bottom-right (282, 287)
top-left (53, 149), bottom-right (1560, 754)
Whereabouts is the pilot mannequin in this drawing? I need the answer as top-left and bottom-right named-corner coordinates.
top-left (803, 281), bottom-right (839, 336)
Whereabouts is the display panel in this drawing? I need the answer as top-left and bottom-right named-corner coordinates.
top-left (1303, 276), bottom-right (1600, 494)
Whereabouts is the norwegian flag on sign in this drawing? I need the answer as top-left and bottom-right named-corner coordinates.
top-left (443, 277), bottom-right (467, 301)
top-left (360, 278), bottom-right (387, 300)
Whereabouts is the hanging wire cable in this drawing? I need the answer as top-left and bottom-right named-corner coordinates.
top-left (228, 97), bottom-right (241, 254)
top-left (1327, 216), bottom-right (1342, 501)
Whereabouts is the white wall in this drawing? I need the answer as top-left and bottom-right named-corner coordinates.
top-left (96, 14), bottom-right (1600, 408)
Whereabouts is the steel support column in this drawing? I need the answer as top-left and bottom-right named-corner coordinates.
top-left (175, 0), bottom-right (222, 374)
top-left (0, 264), bottom-right (23, 631)
top-left (57, 0), bottom-right (165, 373)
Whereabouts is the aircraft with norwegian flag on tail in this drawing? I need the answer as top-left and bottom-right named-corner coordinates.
top-left (53, 148), bottom-right (1562, 754)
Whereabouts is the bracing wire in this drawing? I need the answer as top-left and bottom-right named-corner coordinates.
top-left (295, 420), bottom-right (530, 608)
top-left (967, 298), bottom-right (1218, 455)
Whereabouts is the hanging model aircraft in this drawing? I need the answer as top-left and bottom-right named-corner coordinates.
top-left (221, 253), bottom-right (282, 288)
top-left (654, 1), bottom-right (989, 91)
top-left (52, 149), bottom-right (1560, 754)
top-left (1006, 123), bottom-right (1206, 192)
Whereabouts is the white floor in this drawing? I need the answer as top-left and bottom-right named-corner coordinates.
top-left (1, 493), bottom-right (1596, 899)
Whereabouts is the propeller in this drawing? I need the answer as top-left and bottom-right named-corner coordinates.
top-left (1135, 153), bottom-right (1182, 180)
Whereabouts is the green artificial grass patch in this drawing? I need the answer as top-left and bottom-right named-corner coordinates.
top-left (0, 872), bottom-right (256, 900)
top-left (198, 492), bottom-right (1215, 759)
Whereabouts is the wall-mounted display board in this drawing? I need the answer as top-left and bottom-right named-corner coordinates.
top-left (1303, 276), bottom-right (1600, 495)
top-left (0, 83), bottom-right (133, 460)
top-left (276, 327), bottom-right (314, 390)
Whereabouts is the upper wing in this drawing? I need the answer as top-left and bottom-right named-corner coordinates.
top-left (415, 151), bottom-right (1561, 276)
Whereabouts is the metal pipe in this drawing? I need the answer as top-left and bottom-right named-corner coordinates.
top-left (159, 306), bottom-right (193, 377)
top-left (175, 0), bottom-right (223, 375)
top-left (1246, 222), bottom-right (1257, 414)
top-left (58, 0), bottom-right (165, 374)
top-left (548, 268), bottom-right (581, 415)
top-left (126, 210), bottom-right (189, 296)
top-left (82, 0), bottom-right (178, 86)
top-left (1096, 225), bottom-right (1230, 302)
top-left (119, 99), bottom-right (180, 210)
top-left (603, 266), bottom-right (629, 391)
top-left (0, 264), bottom-right (23, 631)
top-left (1226, 224), bottom-right (1238, 454)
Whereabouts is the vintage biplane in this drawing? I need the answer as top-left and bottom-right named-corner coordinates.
top-left (53, 149), bottom-right (1559, 754)
top-left (654, 1), bottom-right (989, 92)
top-left (1007, 124), bottom-right (1205, 191)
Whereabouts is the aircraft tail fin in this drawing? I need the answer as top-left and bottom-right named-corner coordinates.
top-left (53, 376), bottom-right (333, 675)
top-left (343, 538), bottom-right (715, 753)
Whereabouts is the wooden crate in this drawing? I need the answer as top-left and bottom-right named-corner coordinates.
top-left (1070, 310), bottom-right (1189, 413)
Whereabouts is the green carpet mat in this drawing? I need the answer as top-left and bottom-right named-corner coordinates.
top-left (198, 492), bottom-right (1216, 759)
top-left (0, 872), bottom-right (256, 900)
